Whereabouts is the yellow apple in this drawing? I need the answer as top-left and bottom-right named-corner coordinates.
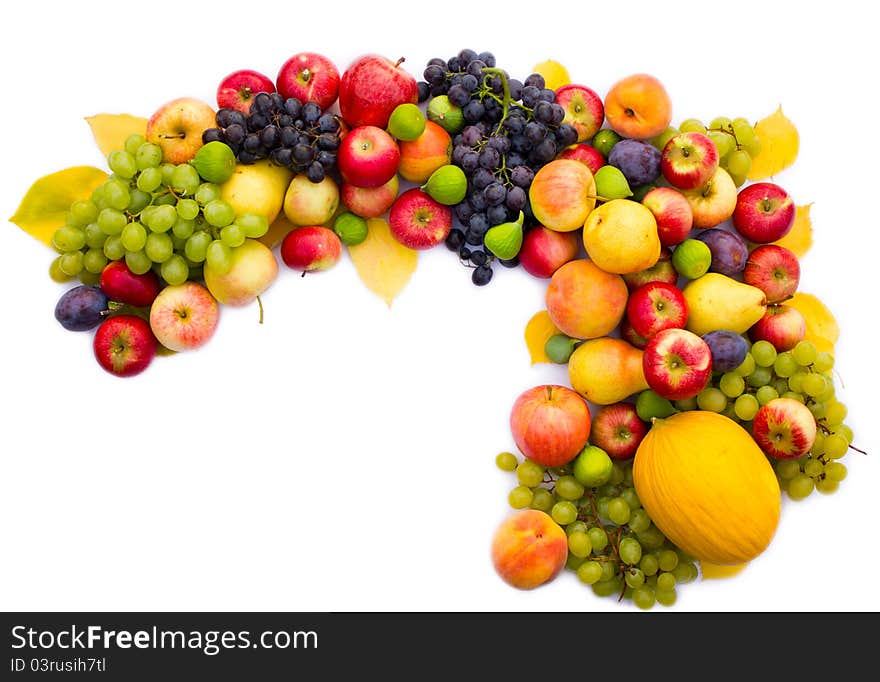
top-left (203, 239), bottom-right (278, 307)
top-left (145, 97), bottom-right (216, 164)
top-left (220, 160), bottom-right (294, 224)
top-left (283, 173), bottom-right (340, 226)
top-left (681, 167), bottom-right (738, 229)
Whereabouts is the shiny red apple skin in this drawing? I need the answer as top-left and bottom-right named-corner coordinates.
top-left (642, 328), bottom-right (712, 401)
top-left (338, 54), bottom-right (419, 129)
top-left (518, 226), bottom-right (581, 279)
top-left (509, 384), bottom-right (592, 467)
top-left (216, 69), bottom-right (275, 113)
top-left (748, 304), bottom-right (805, 351)
top-left (589, 402), bottom-right (647, 460)
top-left (743, 244), bottom-right (801, 303)
top-left (626, 281), bottom-right (688, 340)
top-left (336, 125), bottom-right (400, 189)
top-left (732, 182), bottom-right (796, 243)
top-left (276, 52), bottom-right (341, 110)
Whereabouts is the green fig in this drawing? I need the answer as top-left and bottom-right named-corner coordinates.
top-left (484, 211), bottom-right (525, 260)
top-left (594, 165), bottom-right (633, 200)
top-left (422, 165), bottom-right (467, 205)
top-left (191, 141), bottom-right (236, 184)
top-left (427, 95), bottom-right (465, 134)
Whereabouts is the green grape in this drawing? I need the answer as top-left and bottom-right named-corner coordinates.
top-left (108, 150), bottom-right (137, 179)
top-left (204, 199), bottom-right (235, 228)
top-left (52, 226), bottom-right (86, 252)
top-left (803, 458), bottom-right (823, 478)
top-left (495, 452), bottom-right (518, 472)
top-left (596, 496), bottom-right (611, 520)
top-left (126, 189), bottom-right (151, 215)
top-left (171, 234), bottom-right (187, 252)
top-left (529, 488), bottom-right (554, 513)
top-left (628, 508), bottom-right (651, 533)
top-left (600, 560), bottom-right (618, 582)
top-left (609, 462), bottom-right (626, 486)
top-left (728, 169), bottom-right (747, 187)
top-left (679, 118), bottom-right (706, 134)
top-left (97, 208), bottom-right (127, 235)
top-left (608, 498), bottom-right (631, 525)
top-left (787, 372), bottom-right (807, 393)
top-left (651, 126), bottom-right (679, 151)
top-left (551, 500), bottom-right (578, 525)
top-left (59, 251), bottom-right (84, 276)
top-left (104, 179), bottom-right (131, 211)
top-left (516, 460), bottom-right (545, 487)
top-left (84, 223), bottom-right (107, 249)
top-left (656, 572), bottom-right (676, 591)
top-left (658, 549), bottom-right (679, 572)
top-left (145, 232), bottom-right (174, 263)
top-left (825, 401), bottom-right (847, 426)
top-left (734, 352), bottom-right (756, 377)
top-left (172, 217), bottom-right (196, 240)
top-left (802, 373), bottom-right (828, 397)
top-left (632, 586), bottom-right (655, 610)
top-left (195, 182), bottom-right (222, 206)
top-left (555, 475), bottom-right (585, 501)
top-left (508, 485), bottom-right (533, 509)
top-left (568, 530), bottom-right (592, 558)
top-left (655, 588), bottom-right (677, 607)
top-left (709, 116), bottom-right (733, 130)
top-left (815, 382), bottom-right (835, 403)
top-left (776, 459), bottom-right (801, 480)
top-left (755, 385), bottom-right (779, 405)
top-left (566, 554), bottom-right (585, 571)
top-left (566, 521), bottom-right (589, 536)
top-left (808, 401), bottom-right (826, 420)
top-left (824, 462), bottom-right (847, 482)
top-left (124, 249), bottom-right (153, 275)
top-left (121, 221), bottom-right (147, 252)
top-left (635, 389), bottom-right (677, 421)
top-left (636, 525), bottom-right (666, 550)
top-left (707, 130), bottom-right (735, 159)
top-left (674, 396), bottom-right (698, 412)
top-left (176, 198), bottom-right (201, 221)
top-left (171, 164), bottom-right (201, 195)
top-left (813, 351), bottom-right (834, 373)
top-left (719, 372), bottom-right (745, 398)
top-left (751, 340), bottom-right (777, 367)
top-left (721, 403), bottom-right (740, 422)
top-left (672, 562), bottom-right (698, 584)
top-left (620, 488), bottom-right (640, 510)
top-left (142, 204), bottom-right (177, 233)
top-left (184, 231), bottom-right (212, 263)
top-left (587, 527), bottom-right (608, 552)
top-left (731, 118), bottom-right (756, 145)
top-left (697, 387), bottom-right (727, 413)
top-left (619, 537), bottom-right (642, 565)
top-left (815, 478), bottom-right (839, 494)
top-left (160, 254), bottom-right (189, 286)
top-left (639, 553), bottom-right (659, 576)
top-left (90, 184), bottom-right (108, 210)
top-left (773, 351), bottom-right (798, 378)
top-left (135, 142), bottom-right (162, 169)
top-left (810, 432), bottom-right (826, 456)
top-left (747, 366), bottom-right (773, 388)
top-left (726, 150), bottom-right (752, 178)
top-left (577, 560), bottom-right (603, 585)
top-left (68, 199), bottom-right (98, 226)
top-left (625, 567), bottom-right (645, 589)
top-left (220, 223), bottom-right (246, 248)
top-left (236, 213), bottom-right (270, 239)
top-left (792, 340), bottom-right (817, 366)
top-left (124, 134), bottom-right (147, 155)
top-left (137, 166), bottom-right (163, 192)
top-left (623, 465), bottom-right (634, 488)
top-left (835, 424), bottom-right (854, 443)
top-left (79, 270), bottom-right (100, 286)
top-left (155, 163), bottom-right (173, 187)
top-left (592, 578), bottom-right (623, 598)
top-left (780, 391), bottom-right (804, 403)
top-left (102, 235), bottom-right (125, 261)
top-left (787, 473), bottom-right (815, 500)
top-left (82, 248), bottom-right (108, 274)
top-left (49, 256), bottom-right (72, 282)
top-left (823, 434), bottom-right (848, 460)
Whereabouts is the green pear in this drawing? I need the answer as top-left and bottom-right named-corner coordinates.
top-left (682, 273), bottom-right (767, 335)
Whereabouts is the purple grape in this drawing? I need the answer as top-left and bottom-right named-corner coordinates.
top-left (54, 285), bottom-right (109, 331)
top-left (608, 139), bottom-right (662, 186)
top-left (702, 330), bottom-right (749, 373)
top-left (696, 229), bottom-right (749, 276)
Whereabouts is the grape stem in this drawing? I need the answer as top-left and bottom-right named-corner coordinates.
top-left (480, 68), bottom-right (511, 136)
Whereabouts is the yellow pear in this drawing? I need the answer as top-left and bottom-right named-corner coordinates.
top-left (568, 337), bottom-right (648, 405)
top-left (219, 160), bottom-right (293, 224)
top-left (582, 199), bottom-right (661, 274)
top-left (682, 273), bottom-right (767, 336)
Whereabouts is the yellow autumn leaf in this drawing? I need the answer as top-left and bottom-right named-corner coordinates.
top-left (747, 106), bottom-right (799, 180)
top-left (260, 212), bottom-right (296, 249)
top-left (9, 166), bottom-right (108, 247)
top-left (774, 203), bottom-right (813, 258)
top-left (700, 561), bottom-right (748, 580)
top-left (787, 292), bottom-right (839, 354)
top-left (531, 59), bottom-right (571, 90)
top-left (348, 217), bottom-right (418, 307)
top-left (85, 113), bottom-right (149, 157)
top-left (524, 310), bottom-right (561, 365)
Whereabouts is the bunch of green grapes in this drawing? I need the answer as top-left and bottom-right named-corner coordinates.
top-left (496, 452), bottom-right (699, 609)
top-left (652, 116), bottom-right (762, 186)
top-left (49, 134), bottom-right (268, 288)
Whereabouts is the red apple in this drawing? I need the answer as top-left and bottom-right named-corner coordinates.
top-left (681, 166), bottom-right (738, 229)
top-left (626, 281), bottom-right (688, 340)
top-left (621, 246), bottom-right (677, 292)
top-left (100, 260), bottom-right (161, 307)
top-left (641, 186), bottom-right (693, 247)
top-left (661, 132), bottom-right (719, 190)
top-left (337, 125), bottom-right (400, 189)
top-left (642, 328), bottom-right (712, 400)
top-left (557, 143), bottom-right (605, 175)
top-left (518, 226), bottom-right (581, 279)
top-left (752, 397), bottom-right (817, 459)
top-left (338, 54), bottom-right (419, 129)
top-left (280, 226), bottom-right (342, 272)
top-left (732, 181), bottom-right (796, 243)
top-left (388, 188), bottom-right (451, 250)
top-left (555, 84), bottom-right (604, 143)
top-left (748, 304), bottom-right (805, 351)
top-left (93, 315), bottom-right (157, 377)
top-left (216, 69), bottom-right (275, 114)
top-left (276, 52), bottom-right (341, 111)
top-left (341, 174), bottom-right (400, 218)
top-left (149, 282), bottom-right (219, 352)
top-left (589, 402), bottom-right (648, 460)
top-left (620, 318), bottom-right (648, 349)
top-left (509, 384), bottom-right (592, 467)
top-left (743, 244), bottom-right (801, 303)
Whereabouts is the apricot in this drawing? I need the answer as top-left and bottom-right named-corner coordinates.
top-left (528, 159), bottom-right (596, 232)
top-left (545, 259), bottom-right (628, 340)
top-left (491, 509), bottom-right (568, 590)
top-left (604, 73), bottom-right (673, 140)
top-left (397, 121), bottom-right (452, 184)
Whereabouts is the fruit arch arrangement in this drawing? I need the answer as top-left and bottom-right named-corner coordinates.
top-left (11, 48), bottom-right (861, 609)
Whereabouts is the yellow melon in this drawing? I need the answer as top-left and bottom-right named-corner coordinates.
top-left (633, 411), bottom-right (781, 565)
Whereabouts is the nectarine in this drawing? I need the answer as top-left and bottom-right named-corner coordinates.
top-left (604, 74), bottom-right (672, 141)
top-left (491, 510), bottom-right (568, 590)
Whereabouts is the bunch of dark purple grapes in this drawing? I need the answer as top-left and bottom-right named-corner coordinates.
top-left (202, 92), bottom-right (341, 183)
top-left (418, 49), bottom-right (578, 285)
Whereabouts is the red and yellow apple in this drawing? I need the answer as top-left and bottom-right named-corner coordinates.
top-left (149, 281), bottom-right (220, 352)
top-left (216, 69), bottom-right (275, 113)
top-left (661, 132), bottom-right (719, 190)
top-left (341, 174), bottom-right (400, 218)
top-left (93, 315), bottom-right (157, 377)
top-left (626, 281), bottom-right (689, 340)
top-left (554, 84), bottom-right (604, 143)
top-left (752, 397), bottom-right (817, 459)
top-left (388, 188), bottom-right (451, 249)
top-left (509, 384), bottom-right (591, 467)
top-left (641, 186), bottom-right (694, 247)
top-left (280, 226), bottom-right (342, 272)
top-left (338, 54), bottom-right (419, 129)
top-left (743, 244), bottom-right (800, 303)
top-left (589, 402), bottom-right (648, 460)
top-left (145, 97), bottom-right (217, 164)
top-left (203, 238), bottom-right (278, 306)
top-left (518, 226), bottom-right (580, 279)
top-left (732, 181), bottom-right (796, 243)
top-left (748, 304), bottom-right (806, 351)
top-left (681, 166), bottom-right (738, 229)
top-left (642, 327), bottom-right (712, 400)
top-left (529, 159), bottom-right (596, 232)
top-left (276, 52), bottom-right (341, 111)
top-left (337, 125), bottom-right (400, 189)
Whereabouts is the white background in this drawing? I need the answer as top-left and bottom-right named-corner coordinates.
top-left (1, 0), bottom-right (877, 613)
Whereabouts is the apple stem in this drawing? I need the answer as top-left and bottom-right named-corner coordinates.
top-left (257, 295), bottom-right (264, 325)
top-left (394, 57), bottom-right (406, 68)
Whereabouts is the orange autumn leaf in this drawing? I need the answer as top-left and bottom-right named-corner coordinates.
top-left (260, 212), bottom-right (296, 249)
top-left (348, 217), bottom-right (418, 307)
top-left (786, 292), bottom-right (839, 354)
top-left (773, 203), bottom-right (813, 258)
top-left (85, 113), bottom-right (149, 157)
top-left (524, 310), bottom-right (561, 365)
top-left (747, 106), bottom-right (799, 181)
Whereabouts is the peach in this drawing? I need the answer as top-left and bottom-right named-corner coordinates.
top-left (491, 510), bottom-right (568, 590)
top-left (397, 120), bottom-right (452, 184)
top-left (528, 159), bottom-right (596, 232)
top-left (545, 259), bottom-right (628, 340)
top-left (604, 74), bottom-right (673, 141)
